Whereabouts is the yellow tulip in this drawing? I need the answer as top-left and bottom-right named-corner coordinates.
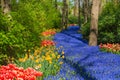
top-left (34, 64), bottom-right (41, 69)
top-left (35, 59), bottom-right (39, 63)
top-left (52, 53), bottom-right (56, 58)
top-left (24, 54), bottom-right (28, 59)
top-left (38, 64), bottom-right (42, 68)
top-left (19, 58), bottom-right (25, 62)
top-left (42, 56), bottom-right (45, 59)
top-left (62, 51), bottom-right (64, 54)
top-left (59, 62), bottom-right (63, 64)
top-left (49, 61), bottom-right (52, 64)
top-left (57, 55), bottom-right (60, 59)
top-left (34, 51), bottom-right (38, 56)
top-left (45, 55), bottom-right (52, 61)
top-left (46, 52), bottom-right (50, 56)
top-left (62, 55), bottom-right (65, 58)
top-left (30, 55), bottom-right (34, 60)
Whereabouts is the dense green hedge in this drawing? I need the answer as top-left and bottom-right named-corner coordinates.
top-left (98, 2), bottom-right (120, 43)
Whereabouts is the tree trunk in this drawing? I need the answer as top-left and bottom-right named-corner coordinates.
top-left (99, 0), bottom-right (107, 15)
top-left (62, 0), bottom-right (66, 29)
top-left (55, 0), bottom-right (57, 9)
top-left (74, 0), bottom-right (79, 17)
top-left (89, 0), bottom-right (101, 46)
top-left (1, 0), bottom-right (11, 14)
top-left (114, 0), bottom-right (119, 5)
top-left (62, 0), bottom-right (69, 29)
top-left (0, 1), bottom-right (1, 8)
top-left (78, 0), bottom-right (81, 27)
top-left (88, 0), bottom-right (92, 18)
top-left (65, 0), bottom-right (69, 28)
top-left (83, 0), bottom-right (89, 23)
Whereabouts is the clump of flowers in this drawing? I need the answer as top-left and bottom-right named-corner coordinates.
top-left (15, 28), bottom-right (64, 79)
top-left (41, 29), bottom-right (56, 44)
top-left (99, 43), bottom-right (120, 54)
top-left (0, 64), bottom-right (43, 80)
top-left (41, 40), bottom-right (55, 47)
top-left (41, 29), bottom-right (56, 37)
top-left (69, 24), bottom-right (77, 26)
top-left (17, 46), bottom-right (64, 79)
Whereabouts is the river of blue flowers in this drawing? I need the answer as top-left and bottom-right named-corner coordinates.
top-left (44, 26), bottom-right (120, 80)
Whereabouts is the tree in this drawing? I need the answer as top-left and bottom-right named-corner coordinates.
top-left (99, 0), bottom-right (107, 15)
top-left (1, 0), bottom-right (11, 14)
top-left (0, 1), bottom-right (1, 8)
top-left (114, 0), bottom-right (119, 5)
top-left (83, 0), bottom-right (89, 23)
top-left (78, 0), bottom-right (81, 27)
top-left (89, 0), bottom-right (101, 46)
top-left (62, 0), bottom-right (69, 29)
top-left (74, 0), bottom-right (79, 17)
top-left (55, 0), bottom-right (58, 9)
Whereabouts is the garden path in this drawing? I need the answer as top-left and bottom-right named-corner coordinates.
top-left (45, 26), bottom-right (120, 80)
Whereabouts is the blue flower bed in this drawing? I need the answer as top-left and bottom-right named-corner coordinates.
top-left (44, 26), bottom-right (120, 80)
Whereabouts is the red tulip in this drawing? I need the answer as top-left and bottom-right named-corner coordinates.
top-left (34, 72), bottom-right (43, 76)
top-left (0, 64), bottom-right (43, 80)
top-left (41, 30), bottom-right (56, 36)
top-left (41, 40), bottom-right (55, 46)
top-left (0, 75), bottom-right (4, 80)
top-left (99, 43), bottom-right (120, 53)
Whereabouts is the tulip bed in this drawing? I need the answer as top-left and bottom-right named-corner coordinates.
top-left (41, 29), bottom-right (56, 37)
top-left (41, 29), bottom-right (57, 40)
top-left (41, 40), bottom-right (55, 47)
top-left (0, 64), bottom-right (42, 80)
top-left (99, 43), bottom-right (120, 54)
top-left (14, 29), bottom-right (64, 80)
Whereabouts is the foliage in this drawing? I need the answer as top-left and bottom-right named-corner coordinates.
top-left (0, 54), bottom-right (9, 65)
top-left (68, 15), bottom-right (78, 24)
top-left (98, 2), bottom-right (120, 43)
top-left (116, 27), bottom-right (120, 42)
top-left (0, 0), bottom-right (61, 65)
top-left (0, 11), bottom-right (25, 63)
top-left (12, 0), bottom-right (60, 30)
top-left (0, 13), bottom-right (33, 60)
top-left (98, 32), bottom-right (115, 43)
top-left (81, 22), bottom-right (90, 41)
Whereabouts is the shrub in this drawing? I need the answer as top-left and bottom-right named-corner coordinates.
top-left (98, 2), bottom-right (120, 43)
top-left (68, 15), bottom-right (78, 24)
top-left (81, 22), bottom-right (90, 41)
